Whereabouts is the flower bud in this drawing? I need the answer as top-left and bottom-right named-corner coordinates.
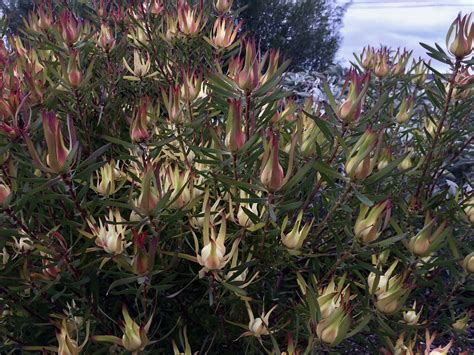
top-left (281, 210), bottom-right (314, 252)
top-left (424, 117), bottom-right (445, 139)
top-left (402, 301), bottom-right (422, 325)
top-left (446, 13), bottom-right (473, 59)
top-left (67, 50), bottom-right (83, 88)
top-left (225, 99), bottom-right (246, 153)
top-left (136, 163), bottom-right (160, 215)
top-left (37, 3), bottom-right (53, 31)
top-left (201, 238), bottom-right (224, 271)
top-left (121, 306), bottom-right (149, 352)
top-left (451, 67), bottom-right (473, 100)
top-left (374, 47), bottom-right (389, 78)
top-left (131, 231), bottom-right (149, 275)
top-left (162, 85), bottom-right (184, 123)
top-left (398, 150), bottom-right (413, 171)
top-left (377, 147), bottom-right (392, 170)
top-left (395, 96), bottom-right (414, 124)
top-left (375, 275), bottom-right (410, 314)
top-left (59, 10), bottom-right (82, 45)
top-left (463, 196), bottom-right (474, 224)
top-left (164, 13), bottom-right (179, 41)
top-left (338, 69), bottom-right (370, 124)
top-left (28, 111), bottom-right (77, 174)
top-left (408, 214), bottom-right (448, 256)
top-left (260, 130), bottom-right (284, 192)
top-left (316, 306), bottom-right (351, 347)
top-left (151, 0), bottom-right (164, 16)
top-left (354, 200), bottom-right (391, 244)
top-left (345, 127), bottom-right (380, 180)
top-left (97, 24), bottom-right (116, 52)
top-left (412, 59), bottom-right (429, 87)
top-left (165, 164), bottom-right (193, 209)
top-left (0, 180), bottom-right (11, 205)
top-left (360, 46), bottom-right (375, 70)
top-left (215, 0), bottom-right (233, 14)
top-left (130, 97), bottom-right (152, 143)
top-left (391, 48), bottom-right (412, 76)
top-left (317, 281), bottom-right (339, 319)
top-left (260, 49), bottom-right (282, 86)
top-left (452, 312), bottom-right (470, 331)
top-left (463, 252), bottom-right (474, 273)
top-left (298, 99), bottom-right (325, 158)
top-left (41, 251), bottom-right (61, 279)
top-left (235, 39), bottom-right (260, 92)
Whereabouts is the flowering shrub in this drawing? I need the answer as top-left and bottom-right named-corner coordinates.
top-left (0, 1), bottom-right (473, 353)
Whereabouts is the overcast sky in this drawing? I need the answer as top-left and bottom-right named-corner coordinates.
top-left (336, 0), bottom-right (474, 69)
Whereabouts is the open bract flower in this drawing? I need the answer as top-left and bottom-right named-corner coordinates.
top-left (402, 301), bottom-right (423, 325)
top-left (164, 164), bottom-right (194, 209)
top-left (314, 276), bottom-right (353, 346)
top-left (446, 13), bottom-right (473, 59)
top-left (281, 210), bottom-right (314, 253)
top-left (123, 50), bottom-right (157, 81)
top-left (241, 301), bottom-right (277, 339)
top-left (367, 259), bottom-right (399, 296)
top-left (56, 318), bottom-right (89, 355)
top-left (195, 205), bottom-right (240, 278)
top-left (91, 160), bottom-right (122, 197)
top-left (208, 17), bottom-right (241, 50)
top-left (121, 305), bottom-right (151, 352)
top-left (87, 210), bottom-right (130, 255)
top-left (314, 275), bottom-right (354, 346)
top-left (228, 190), bottom-right (264, 230)
top-left (424, 330), bottom-right (453, 355)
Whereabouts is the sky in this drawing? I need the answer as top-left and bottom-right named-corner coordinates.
top-left (336, 0), bottom-right (474, 69)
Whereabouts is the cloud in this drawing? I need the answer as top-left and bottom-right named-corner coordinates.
top-left (336, 3), bottom-right (473, 69)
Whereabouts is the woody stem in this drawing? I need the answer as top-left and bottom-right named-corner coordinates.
top-left (313, 183), bottom-right (353, 238)
top-left (413, 59), bottom-right (461, 204)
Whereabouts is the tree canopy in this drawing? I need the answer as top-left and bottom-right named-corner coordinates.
top-left (235, 0), bottom-right (346, 72)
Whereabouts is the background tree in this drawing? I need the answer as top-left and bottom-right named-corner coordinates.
top-left (235, 0), bottom-right (346, 72)
top-left (0, 0), bottom-right (34, 34)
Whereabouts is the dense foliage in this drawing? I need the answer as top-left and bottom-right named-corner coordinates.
top-left (0, 1), bottom-right (473, 354)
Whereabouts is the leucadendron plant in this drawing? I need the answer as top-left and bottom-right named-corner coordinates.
top-left (0, 1), bottom-right (472, 353)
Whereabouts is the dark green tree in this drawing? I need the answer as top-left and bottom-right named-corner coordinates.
top-left (235, 0), bottom-right (346, 72)
top-left (0, 0), bottom-right (35, 34)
